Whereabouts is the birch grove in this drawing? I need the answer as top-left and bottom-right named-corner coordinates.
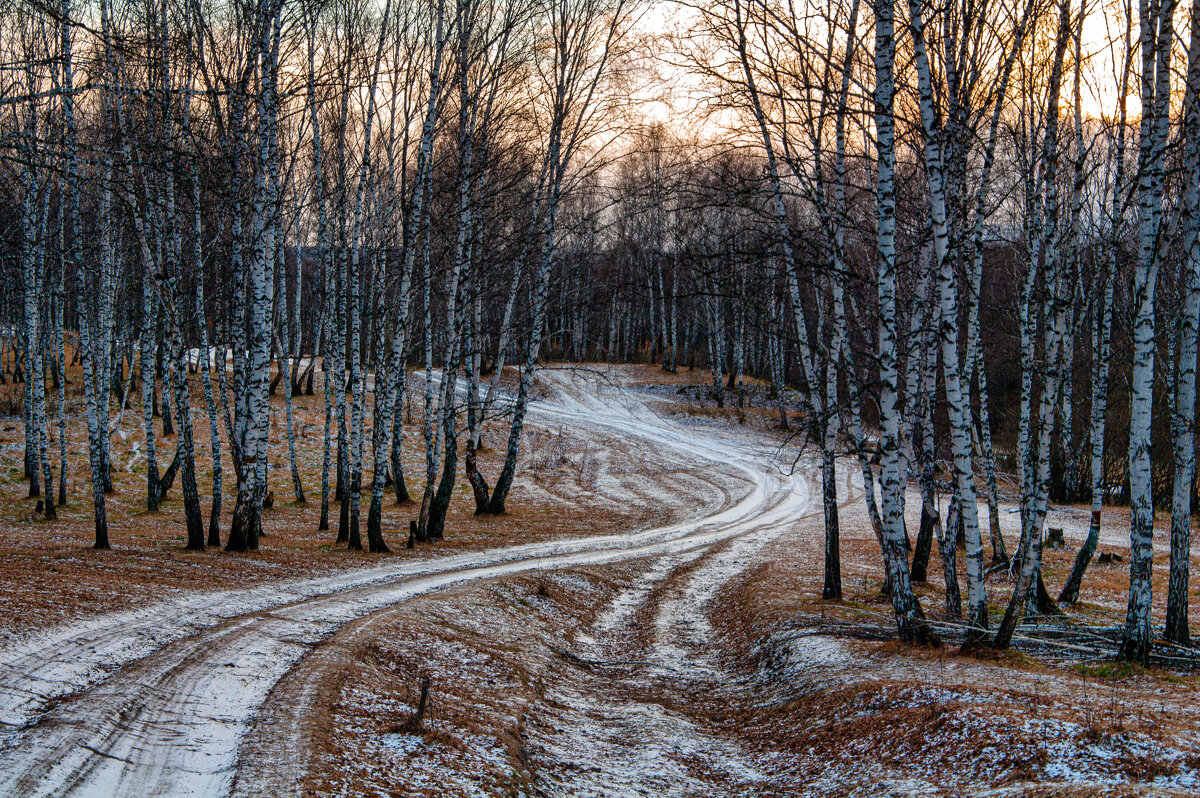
top-left (2, 0), bottom-right (1200, 664)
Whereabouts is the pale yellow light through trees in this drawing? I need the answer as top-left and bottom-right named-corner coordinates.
top-left (1080, 0), bottom-right (1141, 122)
top-left (633, 0), bottom-right (1152, 128)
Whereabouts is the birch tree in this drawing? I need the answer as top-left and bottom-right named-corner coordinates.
top-left (1164, 0), bottom-right (1200, 646)
top-left (1059, 10), bottom-right (1132, 605)
top-left (873, 0), bottom-right (935, 643)
top-left (1119, 0), bottom-right (1175, 665)
top-left (61, 0), bottom-right (109, 548)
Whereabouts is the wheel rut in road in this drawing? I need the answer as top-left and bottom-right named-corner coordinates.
top-left (0, 372), bottom-right (811, 797)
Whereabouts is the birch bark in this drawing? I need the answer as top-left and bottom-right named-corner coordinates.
top-left (1164, 0), bottom-right (1200, 645)
top-left (62, 0), bottom-right (109, 548)
top-left (995, 0), bottom-right (1075, 648)
top-left (20, 62), bottom-right (53, 519)
top-left (874, 0), bottom-right (934, 642)
top-left (907, 0), bottom-right (987, 636)
top-left (1120, 0), bottom-right (1176, 664)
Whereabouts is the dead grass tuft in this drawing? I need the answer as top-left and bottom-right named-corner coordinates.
top-left (1071, 660), bottom-right (1152, 680)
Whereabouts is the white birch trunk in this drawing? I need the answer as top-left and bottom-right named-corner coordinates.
top-left (907, 0), bottom-right (987, 635)
top-left (995, 0), bottom-right (1075, 647)
top-left (20, 73), bottom-right (53, 519)
top-left (1164, 0), bottom-right (1200, 645)
top-left (732, 0), bottom-right (842, 595)
top-left (874, 0), bottom-right (933, 642)
top-left (1121, 0), bottom-right (1176, 664)
top-left (63, 0), bottom-right (108, 548)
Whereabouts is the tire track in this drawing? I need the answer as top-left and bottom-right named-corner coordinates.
top-left (0, 372), bottom-right (809, 797)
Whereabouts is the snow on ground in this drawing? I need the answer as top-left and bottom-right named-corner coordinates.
top-left (520, 517), bottom-right (820, 797)
top-left (697, 456), bottom-right (1200, 797)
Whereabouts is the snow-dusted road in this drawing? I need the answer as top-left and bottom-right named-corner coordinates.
top-left (0, 371), bottom-right (811, 797)
top-left (523, 505), bottom-right (808, 797)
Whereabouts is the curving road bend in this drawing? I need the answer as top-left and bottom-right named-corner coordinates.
top-left (0, 371), bottom-right (812, 797)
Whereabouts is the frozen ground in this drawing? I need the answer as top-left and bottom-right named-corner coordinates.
top-left (228, 371), bottom-right (1200, 798)
top-left (3, 366), bottom-right (1199, 797)
top-left (0, 369), bottom-right (811, 797)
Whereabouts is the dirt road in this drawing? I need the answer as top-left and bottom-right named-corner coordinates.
top-left (0, 371), bottom-right (812, 797)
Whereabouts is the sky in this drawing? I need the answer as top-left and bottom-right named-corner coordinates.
top-left (627, 0), bottom-right (1148, 135)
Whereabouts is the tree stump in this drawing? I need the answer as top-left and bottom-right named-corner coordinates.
top-left (396, 676), bottom-right (431, 734)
